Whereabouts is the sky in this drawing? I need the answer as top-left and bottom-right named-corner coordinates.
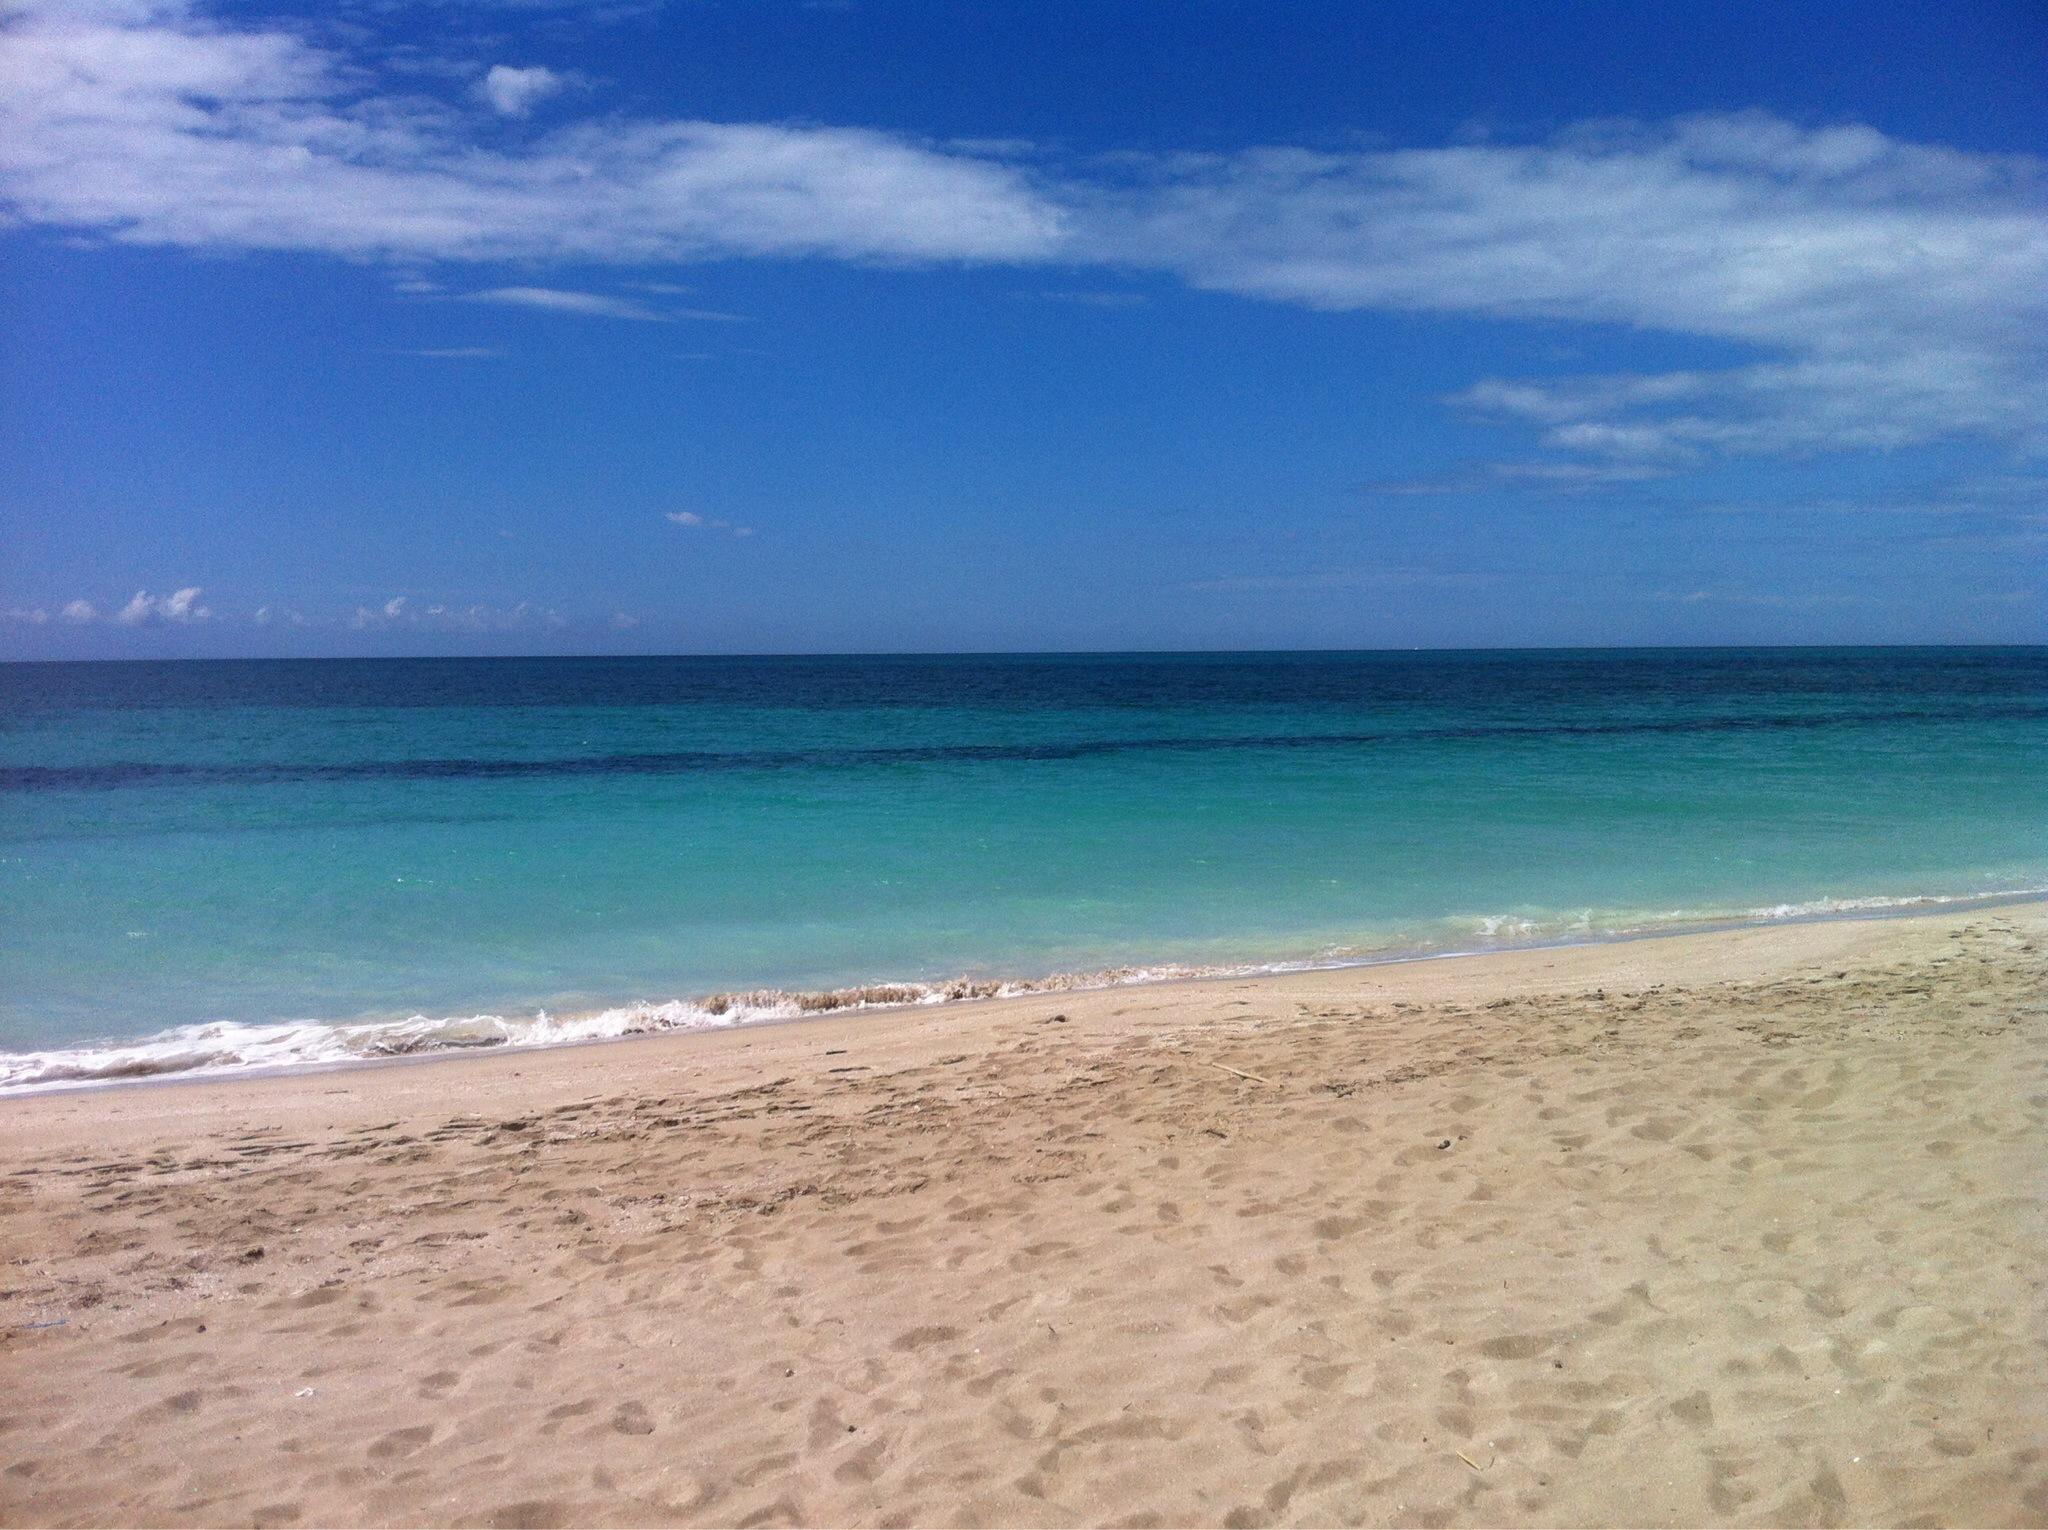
top-left (2, 0), bottom-right (2045, 657)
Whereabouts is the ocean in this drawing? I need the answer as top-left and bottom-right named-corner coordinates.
top-left (2, 647), bottom-right (2043, 1090)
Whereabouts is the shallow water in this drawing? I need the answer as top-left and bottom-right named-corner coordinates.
top-left (3, 648), bottom-right (2043, 1087)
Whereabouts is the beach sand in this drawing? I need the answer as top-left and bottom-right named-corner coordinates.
top-left (3, 903), bottom-right (2045, 1528)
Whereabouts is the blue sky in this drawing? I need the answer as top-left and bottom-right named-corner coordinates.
top-left (2, 0), bottom-right (2044, 656)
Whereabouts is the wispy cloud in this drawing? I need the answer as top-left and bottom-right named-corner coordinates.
top-left (1362, 460), bottom-right (1676, 497)
top-left (1183, 567), bottom-right (1491, 595)
top-left (463, 287), bottom-right (669, 321)
top-left (665, 510), bottom-right (755, 537)
top-left (1652, 589), bottom-right (1877, 610)
top-left (389, 345), bottom-right (504, 358)
top-left (1024, 289), bottom-right (1150, 308)
top-left (626, 284), bottom-right (749, 320)
top-left (1, 0), bottom-right (2043, 477)
top-left (1689, 472), bottom-right (2048, 520)
top-left (1086, 119), bottom-right (2048, 469)
top-left (349, 596), bottom-right (567, 631)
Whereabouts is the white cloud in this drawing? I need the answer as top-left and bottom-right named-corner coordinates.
top-left (1084, 118), bottom-right (2048, 465)
top-left (113, 586), bottom-right (211, 624)
top-left (159, 586), bottom-right (208, 621)
top-left (60, 599), bottom-right (97, 622)
top-left (0, 2), bottom-right (1060, 265)
top-left (610, 611), bottom-right (641, 629)
top-left (465, 286), bottom-right (668, 321)
top-left (0, 0), bottom-right (2042, 474)
top-left (478, 64), bottom-right (563, 119)
top-left (4, 606), bottom-right (50, 624)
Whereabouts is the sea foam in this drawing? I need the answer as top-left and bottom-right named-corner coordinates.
top-left (4, 885), bottom-right (2040, 1095)
top-left (0, 964), bottom-right (1249, 1093)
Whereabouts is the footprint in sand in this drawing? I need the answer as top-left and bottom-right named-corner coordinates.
top-left (610, 1401), bottom-right (654, 1435)
top-left (890, 1324), bottom-right (960, 1352)
top-left (369, 1425), bottom-right (435, 1460)
top-left (1477, 1333), bottom-right (1552, 1360)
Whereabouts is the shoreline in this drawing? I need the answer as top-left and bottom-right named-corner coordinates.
top-left (7, 885), bottom-right (2045, 1099)
top-left (2, 901), bottom-right (2044, 1524)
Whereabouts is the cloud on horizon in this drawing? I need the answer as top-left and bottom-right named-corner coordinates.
top-left (2, 0), bottom-right (2044, 477)
top-left (4, 588), bottom-right (217, 627)
top-left (116, 587), bottom-right (212, 624)
top-left (6, 589), bottom-right (584, 634)
top-left (348, 597), bottom-right (568, 632)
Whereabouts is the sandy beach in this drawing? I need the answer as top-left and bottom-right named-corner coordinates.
top-left (2, 903), bottom-right (2044, 1528)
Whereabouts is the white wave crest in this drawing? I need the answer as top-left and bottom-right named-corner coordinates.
top-left (1450, 886), bottom-right (2048, 948)
top-left (0, 964), bottom-right (1256, 1094)
top-left (5, 883), bottom-right (2042, 1094)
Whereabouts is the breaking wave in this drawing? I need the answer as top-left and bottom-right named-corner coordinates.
top-left (0, 965), bottom-right (1260, 1094)
top-left (3, 884), bottom-right (2042, 1094)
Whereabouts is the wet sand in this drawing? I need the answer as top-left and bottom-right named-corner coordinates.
top-left (3, 904), bottom-right (2045, 1527)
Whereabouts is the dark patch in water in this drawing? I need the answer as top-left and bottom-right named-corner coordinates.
top-left (6, 704), bottom-right (2047, 793)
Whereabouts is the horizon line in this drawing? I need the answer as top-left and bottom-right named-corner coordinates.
top-left (4, 640), bottom-right (2045, 666)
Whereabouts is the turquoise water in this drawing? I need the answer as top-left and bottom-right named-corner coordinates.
top-left (2, 649), bottom-right (2043, 1086)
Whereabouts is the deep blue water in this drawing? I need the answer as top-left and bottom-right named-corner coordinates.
top-left (2, 648), bottom-right (2043, 1086)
